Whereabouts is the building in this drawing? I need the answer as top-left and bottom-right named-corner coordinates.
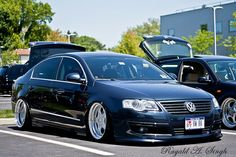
top-left (15, 49), bottom-right (30, 64)
top-left (160, 0), bottom-right (236, 56)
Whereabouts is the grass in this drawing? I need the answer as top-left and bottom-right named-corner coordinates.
top-left (0, 110), bottom-right (14, 118)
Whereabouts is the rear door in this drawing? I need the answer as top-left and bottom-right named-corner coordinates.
top-left (28, 57), bottom-right (62, 121)
top-left (140, 35), bottom-right (192, 64)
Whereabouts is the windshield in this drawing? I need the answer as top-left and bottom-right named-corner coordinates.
top-left (207, 60), bottom-right (236, 82)
top-left (144, 40), bottom-right (191, 58)
top-left (84, 56), bottom-right (172, 80)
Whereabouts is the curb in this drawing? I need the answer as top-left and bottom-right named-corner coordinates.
top-left (0, 118), bottom-right (15, 125)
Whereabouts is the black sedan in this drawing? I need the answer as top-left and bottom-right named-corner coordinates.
top-left (140, 35), bottom-right (236, 129)
top-left (11, 51), bottom-right (222, 142)
top-left (160, 55), bottom-right (236, 129)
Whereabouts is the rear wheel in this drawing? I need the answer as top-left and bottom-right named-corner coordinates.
top-left (88, 102), bottom-right (111, 141)
top-left (221, 97), bottom-right (236, 129)
top-left (15, 99), bottom-right (31, 129)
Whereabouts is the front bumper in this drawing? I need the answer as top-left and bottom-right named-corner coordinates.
top-left (112, 108), bottom-right (222, 142)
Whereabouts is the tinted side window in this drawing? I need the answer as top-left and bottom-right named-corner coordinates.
top-left (160, 61), bottom-right (181, 76)
top-left (33, 58), bottom-right (61, 80)
top-left (181, 61), bottom-right (210, 83)
top-left (57, 58), bottom-right (84, 81)
top-left (29, 47), bottom-right (83, 68)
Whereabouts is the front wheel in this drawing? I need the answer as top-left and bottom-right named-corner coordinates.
top-left (221, 97), bottom-right (236, 129)
top-left (88, 102), bottom-right (111, 141)
top-left (15, 99), bottom-right (31, 129)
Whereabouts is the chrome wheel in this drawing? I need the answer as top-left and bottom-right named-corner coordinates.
top-left (88, 103), bottom-right (107, 140)
top-left (15, 99), bottom-right (27, 128)
top-left (222, 97), bottom-right (236, 128)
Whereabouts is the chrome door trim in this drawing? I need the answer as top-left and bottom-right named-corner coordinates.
top-left (33, 117), bottom-right (85, 129)
top-left (31, 108), bottom-right (81, 122)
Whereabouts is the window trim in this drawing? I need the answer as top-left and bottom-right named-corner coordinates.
top-left (30, 56), bottom-right (88, 85)
top-left (216, 21), bottom-right (222, 34)
top-left (229, 19), bottom-right (236, 32)
top-left (168, 28), bottom-right (175, 36)
top-left (200, 24), bottom-right (208, 31)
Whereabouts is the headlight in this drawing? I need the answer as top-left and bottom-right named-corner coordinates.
top-left (122, 99), bottom-right (160, 112)
top-left (212, 98), bottom-right (220, 108)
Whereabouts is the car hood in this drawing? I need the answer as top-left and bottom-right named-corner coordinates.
top-left (95, 80), bottom-right (212, 101)
top-left (220, 81), bottom-right (236, 86)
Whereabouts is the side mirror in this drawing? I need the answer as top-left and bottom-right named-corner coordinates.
top-left (66, 73), bottom-right (86, 84)
top-left (198, 77), bottom-right (212, 84)
top-left (169, 73), bottom-right (177, 80)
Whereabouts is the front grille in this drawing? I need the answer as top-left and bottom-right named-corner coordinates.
top-left (160, 100), bottom-right (212, 115)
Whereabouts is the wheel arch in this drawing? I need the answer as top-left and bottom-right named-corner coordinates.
top-left (84, 98), bottom-right (115, 141)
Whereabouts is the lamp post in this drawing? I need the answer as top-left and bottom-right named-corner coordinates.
top-left (209, 6), bottom-right (223, 55)
top-left (65, 33), bottom-right (76, 43)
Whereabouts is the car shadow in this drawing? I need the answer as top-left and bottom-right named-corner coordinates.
top-left (221, 126), bottom-right (236, 130)
top-left (8, 125), bottom-right (88, 141)
top-left (7, 125), bottom-right (221, 147)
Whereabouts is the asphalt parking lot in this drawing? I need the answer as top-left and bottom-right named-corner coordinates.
top-left (0, 95), bottom-right (235, 157)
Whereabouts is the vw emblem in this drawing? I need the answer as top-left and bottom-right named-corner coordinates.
top-left (185, 102), bottom-right (196, 112)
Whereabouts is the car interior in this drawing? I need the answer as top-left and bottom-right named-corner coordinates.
top-left (181, 62), bottom-right (210, 83)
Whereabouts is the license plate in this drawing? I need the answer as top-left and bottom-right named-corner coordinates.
top-left (185, 117), bottom-right (205, 130)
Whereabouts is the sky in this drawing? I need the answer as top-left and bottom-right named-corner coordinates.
top-left (39, 0), bottom-right (231, 48)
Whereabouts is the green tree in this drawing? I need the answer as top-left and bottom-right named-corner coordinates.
top-left (183, 30), bottom-right (220, 55)
top-left (72, 35), bottom-right (105, 51)
top-left (0, 0), bottom-right (54, 50)
top-left (114, 30), bottom-right (144, 57)
top-left (229, 54), bottom-right (236, 58)
top-left (131, 18), bottom-right (160, 37)
top-left (47, 29), bottom-right (67, 42)
top-left (0, 50), bottom-right (19, 66)
top-left (114, 18), bottom-right (160, 57)
top-left (223, 36), bottom-right (236, 52)
top-left (223, 12), bottom-right (236, 53)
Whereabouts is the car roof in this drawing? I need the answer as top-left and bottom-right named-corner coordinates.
top-left (193, 55), bottom-right (236, 61)
top-left (51, 51), bottom-right (140, 59)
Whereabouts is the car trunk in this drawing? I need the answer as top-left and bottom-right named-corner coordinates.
top-left (140, 35), bottom-right (193, 64)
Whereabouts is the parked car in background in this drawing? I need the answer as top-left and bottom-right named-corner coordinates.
top-left (0, 42), bottom-right (85, 95)
top-left (26, 41), bottom-right (86, 70)
top-left (140, 35), bottom-right (236, 129)
top-left (0, 64), bottom-right (25, 94)
top-left (12, 51), bottom-right (222, 142)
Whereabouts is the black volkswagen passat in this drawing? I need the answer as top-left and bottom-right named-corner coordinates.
top-left (11, 51), bottom-right (222, 142)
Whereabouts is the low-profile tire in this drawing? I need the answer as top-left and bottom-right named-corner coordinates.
top-left (87, 102), bottom-right (112, 141)
top-left (15, 98), bottom-right (32, 130)
top-left (221, 97), bottom-right (236, 129)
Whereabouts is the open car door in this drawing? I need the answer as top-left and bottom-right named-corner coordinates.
top-left (140, 35), bottom-right (193, 64)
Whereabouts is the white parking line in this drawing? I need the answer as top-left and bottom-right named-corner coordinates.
top-left (0, 102), bottom-right (10, 103)
top-left (222, 131), bottom-right (236, 136)
top-left (0, 129), bottom-right (114, 156)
